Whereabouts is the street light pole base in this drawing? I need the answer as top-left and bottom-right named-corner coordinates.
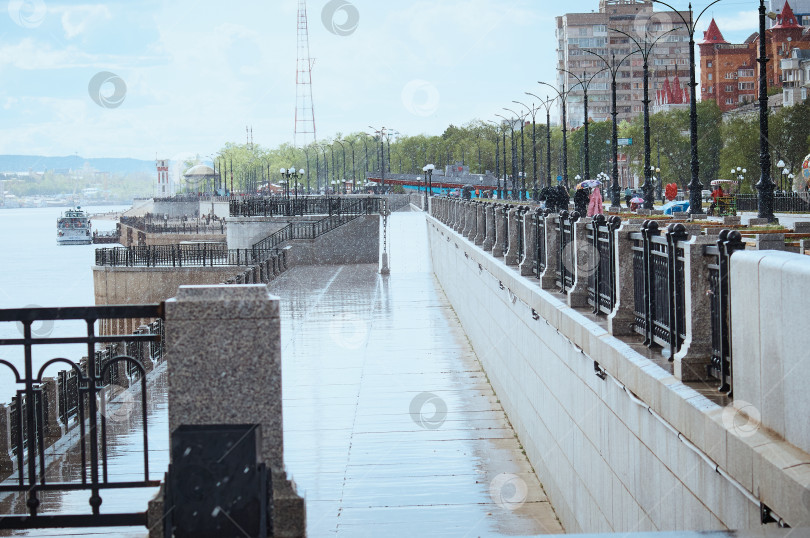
top-left (380, 252), bottom-right (390, 275)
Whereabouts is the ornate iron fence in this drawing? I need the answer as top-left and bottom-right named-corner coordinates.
top-left (0, 304), bottom-right (164, 529)
top-left (735, 192), bottom-right (810, 212)
top-left (532, 209), bottom-right (551, 278)
top-left (631, 221), bottom-right (689, 358)
top-left (557, 210), bottom-right (580, 294)
top-left (705, 230), bottom-right (746, 395)
top-left (586, 215), bottom-right (621, 316)
top-left (516, 207), bottom-right (525, 261)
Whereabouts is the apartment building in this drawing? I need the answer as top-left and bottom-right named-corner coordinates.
top-left (555, 0), bottom-right (691, 127)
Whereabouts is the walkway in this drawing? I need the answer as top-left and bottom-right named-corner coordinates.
top-left (272, 211), bottom-right (563, 536)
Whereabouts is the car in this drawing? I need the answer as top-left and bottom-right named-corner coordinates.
top-left (702, 189), bottom-right (712, 201)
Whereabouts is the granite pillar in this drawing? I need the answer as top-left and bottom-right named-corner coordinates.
top-left (466, 202), bottom-right (476, 240)
top-left (492, 206), bottom-right (507, 258)
top-left (166, 285), bottom-right (283, 468)
top-left (164, 284), bottom-right (305, 537)
top-left (462, 202), bottom-right (472, 238)
top-left (608, 223), bottom-right (642, 336)
top-left (567, 217), bottom-right (591, 308)
top-left (482, 205), bottom-right (495, 251)
top-left (0, 405), bottom-right (14, 477)
top-left (519, 209), bottom-right (538, 276)
top-left (474, 203), bottom-right (485, 246)
top-left (540, 215), bottom-right (560, 290)
top-left (674, 235), bottom-right (716, 382)
top-left (505, 207), bottom-right (520, 266)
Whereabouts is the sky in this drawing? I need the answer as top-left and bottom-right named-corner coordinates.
top-left (0, 0), bottom-right (765, 160)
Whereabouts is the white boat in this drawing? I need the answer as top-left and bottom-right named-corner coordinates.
top-left (57, 207), bottom-right (92, 245)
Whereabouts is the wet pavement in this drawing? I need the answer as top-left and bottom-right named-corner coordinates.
top-left (272, 211), bottom-right (563, 536)
top-left (0, 210), bottom-right (563, 536)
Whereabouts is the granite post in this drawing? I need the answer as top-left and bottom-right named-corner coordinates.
top-left (474, 203), bottom-right (485, 246)
top-left (482, 205), bottom-right (495, 251)
top-left (466, 202), bottom-right (477, 240)
top-left (540, 215), bottom-right (560, 290)
top-left (492, 206), bottom-right (507, 258)
top-left (160, 284), bottom-right (305, 537)
top-left (519, 208), bottom-right (538, 276)
top-left (607, 222), bottom-right (642, 336)
top-left (505, 207), bottom-right (520, 266)
top-left (566, 217), bottom-right (591, 308)
top-left (674, 235), bottom-right (716, 382)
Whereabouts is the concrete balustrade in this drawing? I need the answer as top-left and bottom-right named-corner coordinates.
top-left (425, 212), bottom-right (810, 533)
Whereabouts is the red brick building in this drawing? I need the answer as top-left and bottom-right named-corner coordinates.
top-left (700, 1), bottom-right (810, 112)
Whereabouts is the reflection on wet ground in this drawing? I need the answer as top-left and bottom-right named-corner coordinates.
top-left (1, 210), bottom-right (563, 536)
top-left (0, 365), bottom-right (168, 537)
top-left (273, 211), bottom-right (563, 536)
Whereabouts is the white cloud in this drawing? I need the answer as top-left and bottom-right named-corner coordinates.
top-left (51, 4), bottom-right (113, 39)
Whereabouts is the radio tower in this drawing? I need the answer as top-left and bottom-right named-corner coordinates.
top-left (295, 0), bottom-right (316, 147)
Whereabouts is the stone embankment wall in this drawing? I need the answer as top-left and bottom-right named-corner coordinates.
top-left (426, 211), bottom-right (810, 533)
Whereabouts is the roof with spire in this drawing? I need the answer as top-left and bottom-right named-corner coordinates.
top-left (773, 0), bottom-right (801, 29)
top-left (701, 18), bottom-right (729, 45)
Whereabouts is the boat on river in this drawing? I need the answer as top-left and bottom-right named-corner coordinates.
top-left (57, 207), bottom-right (92, 245)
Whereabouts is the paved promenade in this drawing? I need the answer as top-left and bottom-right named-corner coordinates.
top-left (272, 210), bottom-right (563, 536)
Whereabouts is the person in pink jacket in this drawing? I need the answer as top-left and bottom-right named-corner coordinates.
top-left (587, 186), bottom-right (604, 217)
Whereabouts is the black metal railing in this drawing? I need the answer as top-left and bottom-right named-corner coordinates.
top-left (251, 197), bottom-right (378, 253)
top-left (230, 195), bottom-right (383, 217)
top-left (736, 192), bottom-right (810, 212)
top-left (0, 304), bottom-right (164, 529)
top-left (557, 210), bottom-right (580, 294)
top-left (705, 230), bottom-right (745, 395)
top-left (502, 207), bottom-right (510, 255)
top-left (120, 216), bottom-right (225, 235)
top-left (586, 215), bottom-right (622, 316)
top-left (516, 207), bottom-right (525, 261)
top-left (94, 244), bottom-right (278, 267)
top-left (631, 221), bottom-right (689, 357)
top-left (532, 209), bottom-right (551, 278)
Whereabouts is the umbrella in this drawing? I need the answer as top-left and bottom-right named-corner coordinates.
top-left (630, 196), bottom-right (644, 204)
top-left (710, 179), bottom-right (736, 186)
top-left (576, 179), bottom-right (602, 189)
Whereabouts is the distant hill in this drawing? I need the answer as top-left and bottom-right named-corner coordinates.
top-left (0, 155), bottom-right (155, 175)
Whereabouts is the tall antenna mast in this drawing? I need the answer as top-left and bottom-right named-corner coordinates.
top-left (295, 0), bottom-right (317, 147)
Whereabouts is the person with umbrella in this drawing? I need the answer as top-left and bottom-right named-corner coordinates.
top-left (574, 186), bottom-right (590, 215)
top-left (630, 195), bottom-right (645, 211)
top-left (588, 186), bottom-right (604, 217)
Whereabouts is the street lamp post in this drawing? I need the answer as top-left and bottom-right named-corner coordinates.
top-left (583, 50), bottom-right (637, 208)
top-left (487, 120), bottom-right (503, 198)
top-left (495, 113), bottom-right (518, 199)
top-left (504, 107), bottom-right (528, 199)
top-left (611, 25), bottom-right (677, 210)
top-left (335, 139), bottom-right (347, 195)
top-left (528, 93), bottom-right (557, 189)
top-left (559, 68), bottom-right (608, 186)
top-left (349, 140), bottom-right (357, 193)
top-left (755, 0), bottom-right (776, 219)
top-left (538, 80), bottom-right (574, 189)
top-left (514, 100), bottom-right (542, 200)
top-left (652, 0), bottom-right (723, 215)
top-left (423, 164), bottom-right (435, 208)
